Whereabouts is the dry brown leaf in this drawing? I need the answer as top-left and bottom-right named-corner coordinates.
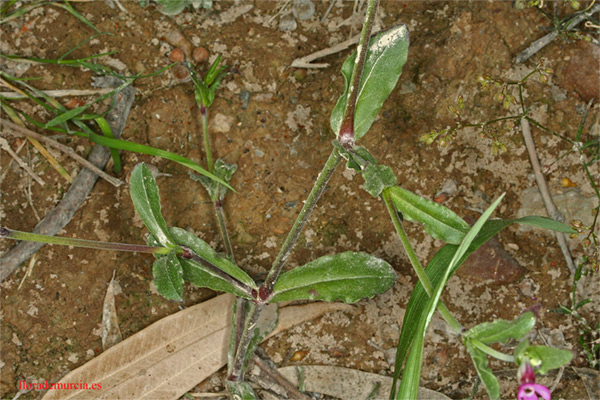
top-left (101, 272), bottom-right (122, 351)
top-left (277, 365), bottom-right (452, 400)
top-left (43, 295), bottom-right (351, 400)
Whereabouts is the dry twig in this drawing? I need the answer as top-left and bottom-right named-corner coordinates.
top-left (515, 3), bottom-right (600, 63)
top-left (520, 117), bottom-right (576, 274)
top-left (291, 26), bottom-right (381, 68)
top-left (0, 137), bottom-right (45, 186)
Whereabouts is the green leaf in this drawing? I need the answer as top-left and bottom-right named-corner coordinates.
top-left (362, 163), bottom-right (397, 197)
top-left (330, 24), bottom-right (409, 141)
top-left (397, 194), bottom-right (504, 400)
top-left (388, 186), bottom-right (469, 244)
top-left (195, 158), bottom-right (237, 202)
top-left (574, 298), bottom-right (591, 310)
top-left (152, 251), bottom-right (184, 301)
top-left (147, 228), bottom-right (256, 298)
top-left (129, 163), bottom-right (176, 247)
top-left (44, 78), bottom-right (133, 127)
top-left (168, 227), bottom-right (257, 291)
top-left (391, 212), bottom-right (581, 398)
top-left (87, 132), bottom-right (233, 191)
top-left (522, 346), bottom-right (573, 375)
top-left (94, 116), bottom-right (121, 173)
top-left (154, 0), bottom-right (188, 15)
top-left (465, 312), bottom-right (536, 344)
top-left (225, 381), bottom-right (258, 400)
top-left (332, 140), bottom-right (376, 171)
top-left (270, 252), bottom-right (396, 303)
top-left (465, 341), bottom-right (500, 400)
top-left (512, 215), bottom-right (576, 233)
top-left (205, 54), bottom-right (225, 86)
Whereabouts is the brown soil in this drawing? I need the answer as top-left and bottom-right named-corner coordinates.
top-left (1, 1), bottom-right (598, 399)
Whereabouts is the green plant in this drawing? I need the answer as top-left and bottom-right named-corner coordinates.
top-left (552, 262), bottom-right (600, 369)
top-left (140, 0), bottom-right (213, 16)
top-left (0, 0), bottom-right (579, 398)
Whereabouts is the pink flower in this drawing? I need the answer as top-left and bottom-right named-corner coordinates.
top-left (517, 357), bottom-right (551, 400)
top-left (518, 382), bottom-right (551, 400)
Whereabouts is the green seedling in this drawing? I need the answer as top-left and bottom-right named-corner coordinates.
top-left (552, 262), bottom-right (600, 369)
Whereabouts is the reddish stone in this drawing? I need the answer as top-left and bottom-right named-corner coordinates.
top-left (457, 236), bottom-right (525, 284)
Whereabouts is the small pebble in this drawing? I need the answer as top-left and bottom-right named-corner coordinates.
top-left (240, 90), bottom-right (251, 110)
top-left (292, 0), bottom-right (315, 20)
top-left (279, 13), bottom-right (297, 32)
top-left (193, 46), bottom-right (209, 64)
top-left (169, 47), bottom-right (185, 62)
top-left (284, 201), bottom-right (297, 210)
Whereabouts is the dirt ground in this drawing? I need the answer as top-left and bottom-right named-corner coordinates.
top-left (1, 1), bottom-right (599, 399)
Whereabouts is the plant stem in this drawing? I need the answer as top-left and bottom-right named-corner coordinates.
top-left (470, 339), bottom-right (515, 363)
top-left (337, 0), bottom-right (379, 147)
top-left (215, 200), bottom-right (235, 262)
top-left (261, 148), bottom-right (342, 299)
top-left (380, 189), bottom-right (464, 334)
top-left (201, 104), bottom-right (213, 172)
top-left (0, 226), bottom-right (172, 255)
top-left (228, 302), bottom-right (263, 381)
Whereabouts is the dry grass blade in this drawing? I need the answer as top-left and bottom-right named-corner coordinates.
top-left (0, 88), bottom-right (114, 99)
top-left (0, 137), bottom-right (45, 186)
top-left (42, 294), bottom-right (352, 400)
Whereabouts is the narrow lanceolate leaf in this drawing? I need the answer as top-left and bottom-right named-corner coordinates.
top-left (270, 252), bottom-right (396, 304)
top-left (130, 163), bottom-right (176, 247)
top-left (512, 215), bottom-right (575, 233)
top-left (168, 227), bottom-right (257, 291)
top-left (88, 133), bottom-right (233, 191)
top-left (465, 312), bottom-right (535, 344)
top-left (330, 24), bottom-right (409, 141)
top-left (397, 194), bottom-right (504, 400)
top-left (465, 342), bottom-right (501, 400)
top-left (153, 252), bottom-right (184, 302)
top-left (388, 186), bottom-right (469, 244)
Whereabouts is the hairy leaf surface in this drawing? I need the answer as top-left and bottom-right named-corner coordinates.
top-left (330, 25), bottom-right (409, 141)
top-left (271, 252), bottom-right (396, 303)
top-left (130, 163), bottom-right (176, 247)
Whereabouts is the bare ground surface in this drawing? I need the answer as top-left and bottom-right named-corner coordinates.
top-left (0, 1), bottom-right (599, 399)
